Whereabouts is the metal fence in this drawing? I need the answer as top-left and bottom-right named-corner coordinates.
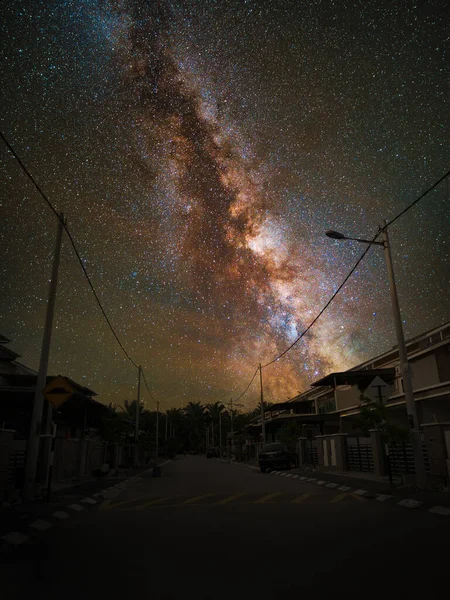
top-left (346, 437), bottom-right (374, 472)
top-left (7, 448), bottom-right (26, 489)
top-left (386, 442), bottom-right (431, 476)
top-left (305, 443), bottom-right (318, 465)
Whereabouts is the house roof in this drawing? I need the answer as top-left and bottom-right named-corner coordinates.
top-left (311, 368), bottom-right (396, 389)
top-left (0, 373), bottom-right (97, 397)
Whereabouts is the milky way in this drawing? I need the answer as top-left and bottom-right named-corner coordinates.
top-left (1, 0), bottom-right (448, 409)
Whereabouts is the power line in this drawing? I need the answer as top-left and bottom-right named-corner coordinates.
top-left (141, 369), bottom-right (158, 407)
top-left (261, 166), bottom-right (450, 368)
top-left (262, 230), bottom-right (380, 368)
top-left (1, 130), bottom-right (139, 370)
top-left (382, 166), bottom-right (450, 230)
top-left (233, 366), bottom-right (260, 403)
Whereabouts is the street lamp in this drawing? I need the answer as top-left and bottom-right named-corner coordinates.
top-left (325, 222), bottom-right (427, 488)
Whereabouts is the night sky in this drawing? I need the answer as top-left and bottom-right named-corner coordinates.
top-left (1, 0), bottom-right (448, 410)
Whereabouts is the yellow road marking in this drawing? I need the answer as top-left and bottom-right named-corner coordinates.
top-left (350, 493), bottom-right (364, 501)
top-left (255, 492), bottom-right (283, 504)
top-left (330, 493), bottom-right (347, 503)
top-left (184, 492), bottom-right (216, 504)
top-left (291, 492), bottom-right (314, 504)
top-left (216, 493), bottom-right (247, 505)
top-left (132, 497), bottom-right (174, 510)
top-left (103, 496), bottom-right (153, 510)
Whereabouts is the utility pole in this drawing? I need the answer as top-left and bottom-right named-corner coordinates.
top-left (259, 364), bottom-right (266, 445)
top-left (381, 221), bottom-right (426, 488)
top-left (165, 411), bottom-right (168, 439)
top-left (156, 400), bottom-right (160, 458)
top-left (134, 365), bottom-right (141, 466)
top-left (219, 411), bottom-right (222, 457)
top-left (24, 213), bottom-right (64, 500)
top-left (229, 397), bottom-right (233, 463)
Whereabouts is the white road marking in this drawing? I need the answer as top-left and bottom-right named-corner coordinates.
top-left (52, 511), bottom-right (70, 520)
top-left (429, 506), bottom-right (450, 516)
top-left (30, 519), bottom-right (52, 532)
top-left (2, 532), bottom-right (30, 546)
top-left (398, 498), bottom-right (423, 509)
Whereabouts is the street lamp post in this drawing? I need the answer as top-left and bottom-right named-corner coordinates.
top-left (326, 223), bottom-right (427, 489)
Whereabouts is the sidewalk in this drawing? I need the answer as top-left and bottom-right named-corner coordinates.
top-left (0, 461), bottom-right (164, 545)
top-left (238, 459), bottom-right (450, 512)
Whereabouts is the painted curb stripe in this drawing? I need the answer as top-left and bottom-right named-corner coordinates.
top-left (30, 519), bottom-right (52, 532)
top-left (2, 532), bottom-right (30, 546)
top-left (52, 511), bottom-right (70, 520)
top-left (429, 506), bottom-right (450, 516)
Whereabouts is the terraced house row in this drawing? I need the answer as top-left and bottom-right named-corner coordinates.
top-left (247, 321), bottom-right (450, 488)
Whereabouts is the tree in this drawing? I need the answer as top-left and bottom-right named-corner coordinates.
top-left (205, 402), bottom-right (224, 446)
top-left (166, 408), bottom-right (184, 438)
top-left (356, 394), bottom-right (410, 444)
top-left (278, 422), bottom-right (303, 453)
top-left (184, 402), bottom-right (205, 451)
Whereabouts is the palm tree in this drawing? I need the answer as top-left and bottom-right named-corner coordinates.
top-left (166, 407), bottom-right (184, 438)
top-left (184, 402), bottom-right (205, 451)
top-left (205, 402), bottom-right (224, 447)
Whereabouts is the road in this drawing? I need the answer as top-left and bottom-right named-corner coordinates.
top-left (7, 456), bottom-right (449, 599)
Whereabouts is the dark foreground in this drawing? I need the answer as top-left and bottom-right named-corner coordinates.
top-left (4, 456), bottom-right (449, 599)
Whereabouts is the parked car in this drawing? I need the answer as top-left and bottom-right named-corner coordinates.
top-left (259, 443), bottom-right (292, 472)
top-left (206, 447), bottom-right (220, 458)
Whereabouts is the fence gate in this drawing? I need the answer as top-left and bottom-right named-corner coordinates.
top-left (305, 441), bottom-right (318, 465)
top-left (387, 440), bottom-right (430, 476)
top-left (346, 437), bottom-right (374, 472)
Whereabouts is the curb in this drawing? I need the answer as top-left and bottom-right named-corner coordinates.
top-left (238, 461), bottom-right (450, 517)
top-left (1, 460), bottom-right (172, 554)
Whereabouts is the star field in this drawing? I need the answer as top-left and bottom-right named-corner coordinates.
top-left (1, 0), bottom-right (448, 409)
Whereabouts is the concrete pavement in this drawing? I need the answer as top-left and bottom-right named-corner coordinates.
top-left (3, 455), bottom-right (449, 599)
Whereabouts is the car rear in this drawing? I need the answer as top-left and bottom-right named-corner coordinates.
top-left (258, 443), bottom-right (291, 472)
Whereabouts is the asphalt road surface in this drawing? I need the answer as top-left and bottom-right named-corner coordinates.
top-left (6, 456), bottom-right (449, 599)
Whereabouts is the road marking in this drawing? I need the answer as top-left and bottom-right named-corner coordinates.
top-left (330, 493), bottom-right (348, 503)
top-left (316, 480), bottom-right (326, 485)
top-left (398, 498), bottom-right (423, 509)
top-left (216, 493), bottom-right (247, 505)
top-left (325, 483), bottom-right (338, 489)
top-left (350, 493), bottom-right (364, 501)
top-left (354, 489), bottom-right (368, 497)
top-left (102, 495), bottom-right (154, 510)
top-left (429, 506), bottom-right (450, 516)
top-left (338, 486), bottom-right (352, 492)
top-left (30, 519), bottom-right (52, 532)
top-left (134, 496), bottom-right (174, 510)
top-left (52, 511), bottom-right (70, 520)
top-left (184, 492), bottom-right (216, 504)
top-left (292, 475), bottom-right (299, 479)
top-left (255, 492), bottom-right (283, 504)
top-left (291, 492), bottom-right (314, 504)
top-left (376, 494), bottom-right (392, 502)
top-left (68, 504), bottom-right (84, 512)
top-left (2, 532), bottom-right (30, 546)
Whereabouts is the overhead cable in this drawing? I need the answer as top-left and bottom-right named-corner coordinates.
top-left (1, 130), bottom-right (139, 370)
top-left (261, 166), bottom-right (450, 368)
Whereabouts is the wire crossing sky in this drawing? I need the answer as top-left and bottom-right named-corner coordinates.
top-left (1, 0), bottom-right (449, 409)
